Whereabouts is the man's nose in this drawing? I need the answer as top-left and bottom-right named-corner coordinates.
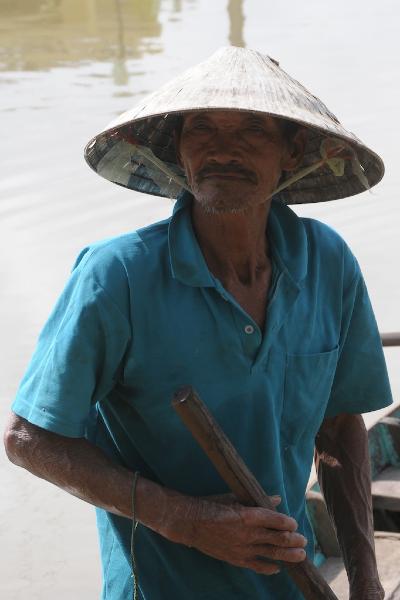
top-left (207, 131), bottom-right (242, 164)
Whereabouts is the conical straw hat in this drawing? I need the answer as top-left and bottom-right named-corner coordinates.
top-left (84, 46), bottom-right (384, 204)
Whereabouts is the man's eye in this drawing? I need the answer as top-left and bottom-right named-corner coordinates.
top-left (245, 125), bottom-right (265, 134)
top-left (193, 122), bottom-right (212, 131)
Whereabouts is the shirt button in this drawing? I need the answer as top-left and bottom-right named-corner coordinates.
top-left (244, 325), bottom-right (254, 334)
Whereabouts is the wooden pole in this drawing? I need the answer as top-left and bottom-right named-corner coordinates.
top-left (172, 386), bottom-right (339, 600)
top-left (381, 332), bottom-right (400, 347)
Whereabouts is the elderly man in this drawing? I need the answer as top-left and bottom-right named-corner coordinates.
top-left (4, 47), bottom-right (392, 599)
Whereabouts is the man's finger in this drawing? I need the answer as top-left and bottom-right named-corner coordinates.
top-left (269, 495), bottom-right (281, 507)
top-left (244, 507), bottom-right (298, 531)
top-left (254, 546), bottom-right (307, 563)
top-left (252, 529), bottom-right (307, 548)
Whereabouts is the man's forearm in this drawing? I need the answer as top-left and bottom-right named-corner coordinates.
top-left (315, 414), bottom-right (384, 599)
top-left (4, 413), bottom-right (176, 534)
top-left (4, 413), bottom-right (307, 574)
top-left (4, 415), bottom-right (217, 545)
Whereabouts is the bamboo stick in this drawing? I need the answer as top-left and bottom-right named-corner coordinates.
top-left (172, 386), bottom-right (339, 600)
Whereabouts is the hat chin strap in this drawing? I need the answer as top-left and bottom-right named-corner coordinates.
top-left (268, 137), bottom-right (370, 201)
top-left (130, 136), bottom-right (369, 200)
top-left (132, 144), bottom-right (192, 192)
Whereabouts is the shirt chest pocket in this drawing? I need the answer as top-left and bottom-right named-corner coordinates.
top-left (280, 347), bottom-right (339, 447)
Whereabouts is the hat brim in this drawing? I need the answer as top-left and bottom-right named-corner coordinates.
top-left (84, 47), bottom-right (385, 204)
top-left (85, 109), bottom-right (384, 204)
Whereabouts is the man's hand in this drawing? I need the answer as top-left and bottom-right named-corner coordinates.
top-left (153, 491), bottom-right (307, 575)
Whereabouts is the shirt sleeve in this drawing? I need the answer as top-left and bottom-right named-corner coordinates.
top-left (324, 262), bottom-right (393, 418)
top-left (11, 247), bottom-right (132, 437)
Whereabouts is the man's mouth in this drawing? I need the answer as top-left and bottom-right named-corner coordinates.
top-left (204, 173), bottom-right (247, 180)
top-left (196, 165), bottom-right (257, 184)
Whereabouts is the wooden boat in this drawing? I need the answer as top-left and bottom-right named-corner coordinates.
top-left (307, 399), bottom-right (400, 599)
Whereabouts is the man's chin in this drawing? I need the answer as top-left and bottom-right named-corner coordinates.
top-left (197, 202), bottom-right (248, 215)
top-left (192, 182), bottom-right (258, 214)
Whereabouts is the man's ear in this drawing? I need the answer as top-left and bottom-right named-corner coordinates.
top-left (281, 128), bottom-right (308, 173)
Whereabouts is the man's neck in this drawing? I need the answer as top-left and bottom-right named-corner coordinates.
top-left (191, 199), bottom-right (272, 287)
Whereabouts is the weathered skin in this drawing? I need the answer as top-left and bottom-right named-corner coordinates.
top-left (176, 111), bottom-right (305, 330)
top-left (4, 110), bottom-right (383, 596)
top-left (4, 413), bottom-right (306, 575)
top-left (316, 414), bottom-right (385, 599)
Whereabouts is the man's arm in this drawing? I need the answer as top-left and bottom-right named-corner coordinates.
top-left (4, 412), bottom-right (306, 574)
top-left (315, 413), bottom-right (384, 600)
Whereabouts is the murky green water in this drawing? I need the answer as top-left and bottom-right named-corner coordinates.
top-left (1, 1), bottom-right (399, 597)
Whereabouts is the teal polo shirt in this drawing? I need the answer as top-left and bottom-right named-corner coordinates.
top-left (12, 191), bottom-right (392, 600)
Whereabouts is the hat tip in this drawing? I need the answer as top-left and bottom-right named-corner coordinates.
top-left (213, 45), bottom-right (280, 67)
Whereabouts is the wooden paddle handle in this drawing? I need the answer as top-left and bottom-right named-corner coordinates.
top-left (172, 386), bottom-right (339, 600)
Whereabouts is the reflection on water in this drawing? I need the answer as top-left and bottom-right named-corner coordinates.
top-left (0, 0), bottom-right (249, 74)
top-left (0, 0), bottom-right (163, 71)
top-left (228, 0), bottom-right (245, 47)
top-left (113, 0), bottom-right (128, 86)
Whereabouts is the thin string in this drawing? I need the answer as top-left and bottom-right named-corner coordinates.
top-left (267, 137), bottom-right (369, 200)
top-left (131, 471), bottom-right (140, 600)
top-left (113, 127), bottom-right (191, 192)
top-left (133, 145), bottom-right (191, 192)
top-left (116, 128), bottom-right (369, 199)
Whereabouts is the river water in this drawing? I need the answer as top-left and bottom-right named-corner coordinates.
top-left (1, 1), bottom-right (399, 597)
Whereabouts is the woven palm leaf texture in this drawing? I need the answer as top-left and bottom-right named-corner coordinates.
top-left (84, 46), bottom-right (384, 204)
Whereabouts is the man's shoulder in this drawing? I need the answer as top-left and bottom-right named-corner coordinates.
top-left (73, 216), bottom-right (171, 272)
top-left (301, 215), bottom-right (345, 249)
top-left (66, 217), bottom-right (172, 303)
top-left (300, 216), bottom-right (360, 282)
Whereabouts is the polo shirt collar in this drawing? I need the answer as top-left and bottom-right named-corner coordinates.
top-left (168, 191), bottom-right (215, 287)
top-left (168, 191), bottom-right (308, 288)
top-left (267, 196), bottom-right (308, 287)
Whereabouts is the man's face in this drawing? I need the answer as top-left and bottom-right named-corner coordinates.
top-left (176, 110), bottom-right (302, 214)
